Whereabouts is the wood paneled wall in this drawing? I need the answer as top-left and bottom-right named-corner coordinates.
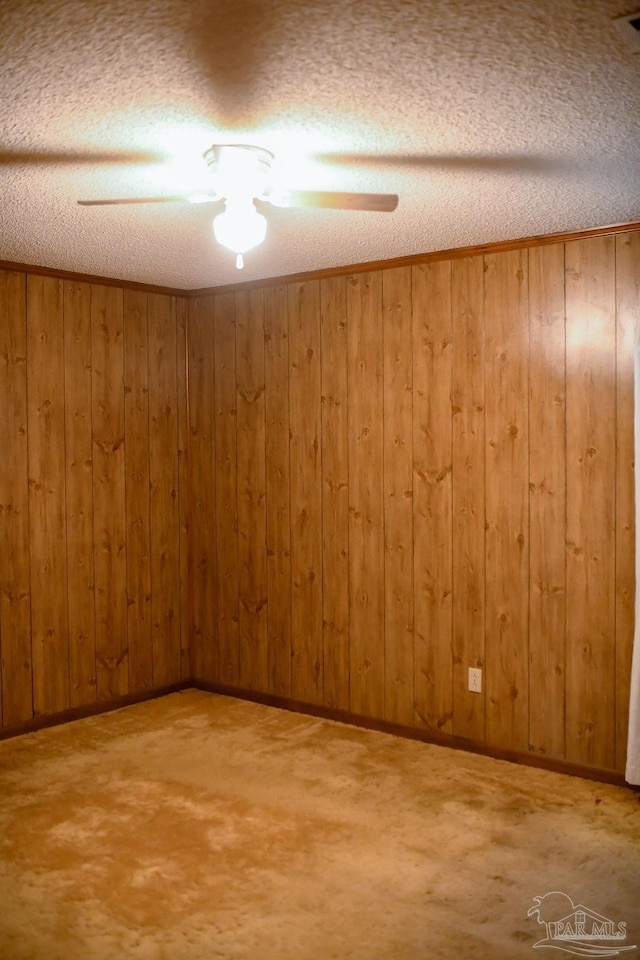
top-left (1, 227), bottom-right (637, 775)
top-left (188, 231), bottom-right (640, 774)
top-left (0, 270), bottom-right (190, 728)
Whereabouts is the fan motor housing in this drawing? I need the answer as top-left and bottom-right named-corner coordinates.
top-left (204, 144), bottom-right (274, 200)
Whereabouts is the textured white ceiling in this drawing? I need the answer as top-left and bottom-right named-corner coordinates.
top-left (1, 0), bottom-right (639, 289)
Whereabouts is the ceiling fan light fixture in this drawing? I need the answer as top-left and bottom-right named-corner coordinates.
top-left (213, 197), bottom-right (267, 269)
top-left (76, 142), bottom-right (398, 272)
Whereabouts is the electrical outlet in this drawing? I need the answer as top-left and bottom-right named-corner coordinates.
top-left (468, 667), bottom-right (482, 693)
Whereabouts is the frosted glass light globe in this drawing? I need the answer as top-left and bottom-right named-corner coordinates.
top-left (213, 199), bottom-right (267, 268)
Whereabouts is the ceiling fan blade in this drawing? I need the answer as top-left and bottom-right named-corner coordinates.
top-left (77, 195), bottom-right (220, 207)
top-left (78, 196), bottom-right (190, 206)
top-left (0, 147), bottom-right (163, 166)
top-left (187, 2), bottom-right (277, 127)
top-left (316, 152), bottom-right (568, 174)
top-left (281, 190), bottom-right (399, 212)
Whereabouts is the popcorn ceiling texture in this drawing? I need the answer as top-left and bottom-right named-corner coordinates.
top-left (1, 0), bottom-right (639, 288)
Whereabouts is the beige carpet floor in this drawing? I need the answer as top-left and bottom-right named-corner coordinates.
top-left (0, 689), bottom-right (638, 960)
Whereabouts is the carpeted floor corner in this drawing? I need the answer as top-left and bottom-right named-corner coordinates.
top-left (0, 689), bottom-right (638, 959)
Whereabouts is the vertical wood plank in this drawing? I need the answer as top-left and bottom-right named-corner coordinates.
top-left (148, 294), bottom-right (181, 688)
top-left (412, 260), bottom-right (453, 733)
top-left (27, 275), bottom-right (70, 715)
top-left (451, 256), bottom-right (485, 740)
top-left (64, 280), bottom-right (97, 707)
top-left (484, 249), bottom-right (529, 751)
top-left (123, 289), bottom-right (152, 692)
top-left (347, 271), bottom-right (385, 719)
top-left (320, 276), bottom-right (350, 711)
top-left (383, 266), bottom-right (414, 726)
top-left (565, 236), bottom-right (616, 767)
top-left (91, 283), bottom-right (128, 700)
top-left (0, 270), bottom-right (32, 726)
top-left (213, 293), bottom-right (239, 685)
top-left (187, 297), bottom-right (217, 681)
top-left (264, 285), bottom-right (292, 698)
top-left (236, 289), bottom-right (268, 691)
top-left (176, 296), bottom-right (191, 680)
top-left (289, 280), bottom-right (323, 705)
top-left (614, 231), bottom-right (639, 772)
top-left (528, 244), bottom-right (566, 758)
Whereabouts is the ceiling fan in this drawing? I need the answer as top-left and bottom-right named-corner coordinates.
top-left (78, 143), bottom-right (399, 269)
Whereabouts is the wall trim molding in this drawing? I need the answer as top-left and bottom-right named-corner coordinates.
top-left (0, 677), bottom-right (633, 787)
top-left (0, 681), bottom-right (191, 742)
top-left (2, 218), bottom-right (639, 299)
top-left (192, 680), bottom-right (631, 788)
top-left (0, 259), bottom-right (188, 297)
top-left (188, 218), bottom-right (640, 298)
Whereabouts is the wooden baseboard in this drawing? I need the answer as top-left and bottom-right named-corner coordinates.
top-left (0, 681), bottom-right (192, 742)
top-left (192, 679), bottom-right (629, 788)
top-left (0, 677), bottom-right (630, 789)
